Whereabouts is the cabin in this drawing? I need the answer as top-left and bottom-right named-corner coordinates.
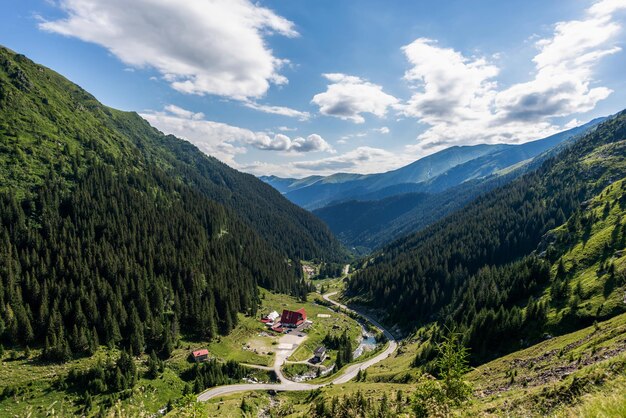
top-left (191, 349), bottom-right (209, 363)
top-left (261, 311), bottom-right (280, 324)
top-left (281, 308), bottom-right (307, 327)
top-left (312, 346), bottom-right (327, 363)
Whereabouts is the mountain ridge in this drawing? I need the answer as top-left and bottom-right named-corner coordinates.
top-left (263, 119), bottom-right (603, 211)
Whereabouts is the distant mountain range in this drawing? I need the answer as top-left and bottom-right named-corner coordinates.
top-left (262, 119), bottom-right (604, 251)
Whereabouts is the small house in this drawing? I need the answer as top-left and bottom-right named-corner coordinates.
top-left (261, 310), bottom-right (280, 324)
top-left (313, 346), bottom-right (326, 363)
top-left (281, 308), bottom-right (307, 328)
top-left (191, 349), bottom-right (209, 363)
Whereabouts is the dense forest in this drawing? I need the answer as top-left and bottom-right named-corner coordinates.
top-left (0, 161), bottom-right (309, 359)
top-left (348, 112), bottom-right (626, 362)
top-left (0, 45), bottom-right (333, 357)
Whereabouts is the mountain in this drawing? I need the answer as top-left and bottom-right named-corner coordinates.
top-left (347, 111), bottom-right (626, 363)
top-left (313, 120), bottom-right (604, 251)
top-left (0, 45), bottom-right (343, 360)
top-left (263, 122), bottom-right (601, 211)
top-left (0, 46), bottom-right (344, 263)
top-left (314, 175), bottom-right (512, 253)
top-left (264, 144), bottom-right (506, 210)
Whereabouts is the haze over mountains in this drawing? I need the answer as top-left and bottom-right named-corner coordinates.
top-left (263, 118), bottom-right (604, 250)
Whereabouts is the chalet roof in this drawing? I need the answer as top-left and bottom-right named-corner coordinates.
top-left (192, 349), bottom-right (209, 357)
top-left (281, 308), bottom-right (306, 325)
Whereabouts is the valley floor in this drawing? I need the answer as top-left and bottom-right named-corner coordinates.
top-left (196, 291), bottom-right (397, 401)
top-left (196, 308), bottom-right (626, 417)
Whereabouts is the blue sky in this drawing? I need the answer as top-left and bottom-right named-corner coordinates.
top-left (2, 0), bottom-right (626, 177)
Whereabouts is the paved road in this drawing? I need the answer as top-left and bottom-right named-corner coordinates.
top-left (197, 291), bottom-right (397, 402)
top-left (322, 292), bottom-right (398, 384)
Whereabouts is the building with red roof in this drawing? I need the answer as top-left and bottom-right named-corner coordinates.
top-left (281, 308), bottom-right (306, 327)
top-left (191, 349), bottom-right (209, 362)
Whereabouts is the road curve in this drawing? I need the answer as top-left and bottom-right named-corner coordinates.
top-left (197, 291), bottom-right (398, 402)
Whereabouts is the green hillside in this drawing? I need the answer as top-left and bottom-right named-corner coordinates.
top-left (0, 46), bottom-right (344, 263)
top-left (0, 45), bottom-right (347, 360)
top-left (347, 111), bottom-right (626, 363)
top-left (312, 120), bottom-right (601, 251)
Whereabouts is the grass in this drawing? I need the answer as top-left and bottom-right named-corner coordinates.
top-left (0, 286), bottom-right (364, 417)
top-left (557, 375), bottom-right (626, 417)
top-left (0, 347), bottom-right (187, 417)
top-left (466, 312), bottom-right (626, 416)
top-left (284, 292), bottom-right (361, 364)
top-left (282, 363), bottom-right (315, 379)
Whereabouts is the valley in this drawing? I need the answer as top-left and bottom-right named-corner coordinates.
top-left (2, 11), bottom-right (626, 417)
top-left (196, 290), bottom-right (397, 402)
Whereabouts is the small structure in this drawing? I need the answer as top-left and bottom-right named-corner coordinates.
top-left (261, 311), bottom-right (280, 324)
top-left (312, 346), bottom-right (327, 363)
top-left (191, 349), bottom-right (209, 363)
top-left (281, 308), bottom-right (307, 328)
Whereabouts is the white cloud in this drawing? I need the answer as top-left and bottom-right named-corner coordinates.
top-left (374, 126), bottom-right (390, 134)
top-left (495, 1), bottom-right (626, 122)
top-left (291, 146), bottom-right (407, 174)
top-left (312, 73), bottom-right (398, 123)
top-left (243, 101), bottom-right (310, 120)
top-left (401, 38), bottom-right (499, 125)
top-left (140, 106), bottom-right (333, 166)
top-left (164, 104), bottom-right (205, 120)
top-left (248, 133), bottom-right (334, 153)
top-left (40, 0), bottom-right (297, 100)
top-left (241, 146), bottom-right (415, 177)
top-left (400, 0), bottom-right (626, 154)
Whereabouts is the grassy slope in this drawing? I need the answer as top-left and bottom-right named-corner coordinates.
top-left (543, 176), bottom-right (626, 331)
top-left (0, 347), bottom-right (186, 417)
top-left (0, 288), bottom-right (363, 416)
top-left (197, 312), bottom-right (626, 417)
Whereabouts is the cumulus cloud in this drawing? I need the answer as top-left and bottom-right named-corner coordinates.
top-left (248, 133), bottom-right (334, 153)
top-left (401, 0), bottom-right (626, 153)
top-left (40, 0), bottom-right (297, 100)
top-left (164, 104), bottom-right (205, 120)
top-left (495, 1), bottom-right (626, 122)
top-left (140, 105), bottom-right (333, 166)
top-left (312, 73), bottom-right (398, 123)
top-left (401, 38), bottom-right (499, 124)
top-left (243, 101), bottom-right (310, 120)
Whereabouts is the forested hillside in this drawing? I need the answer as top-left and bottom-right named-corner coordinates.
top-left (0, 46), bottom-right (340, 358)
top-left (314, 174), bottom-right (514, 252)
top-left (347, 112), bottom-right (626, 362)
top-left (0, 46), bottom-right (344, 263)
top-left (309, 121), bottom-right (602, 251)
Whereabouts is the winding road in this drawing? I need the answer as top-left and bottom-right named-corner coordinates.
top-left (197, 291), bottom-right (398, 402)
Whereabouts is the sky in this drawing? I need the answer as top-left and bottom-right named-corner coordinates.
top-left (2, 0), bottom-right (626, 178)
